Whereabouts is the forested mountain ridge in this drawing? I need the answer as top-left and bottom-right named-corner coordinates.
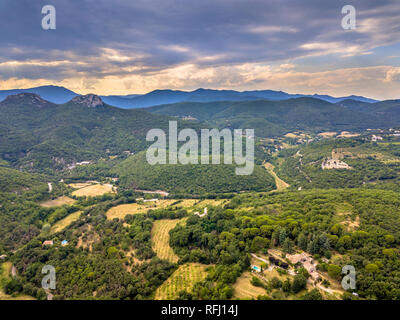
top-left (0, 93), bottom-right (185, 173)
top-left (147, 98), bottom-right (392, 137)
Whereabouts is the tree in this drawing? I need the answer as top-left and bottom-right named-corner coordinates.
top-left (297, 233), bottom-right (308, 251)
top-left (327, 264), bottom-right (342, 280)
top-left (42, 223), bottom-right (51, 234)
top-left (282, 238), bottom-right (294, 254)
top-left (278, 228), bottom-right (287, 246)
top-left (282, 279), bottom-right (291, 292)
top-left (298, 267), bottom-right (310, 279)
top-left (251, 236), bottom-right (269, 252)
top-left (5, 279), bottom-right (22, 294)
top-left (382, 248), bottom-right (396, 258)
top-left (178, 291), bottom-right (193, 300)
top-left (365, 263), bottom-right (379, 275)
top-left (251, 276), bottom-right (264, 288)
top-left (292, 274), bottom-right (307, 293)
top-left (260, 262), bottom-right (268, 272)
top-left (270, 277), bottom-right (282, 289)
top-left (302, 288), bottom-right (323, 300)
top-left (107, 246), bottom-right (118, 257)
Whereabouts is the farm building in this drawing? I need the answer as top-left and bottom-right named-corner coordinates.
top-left (287, 252), bottom-right (319, 280)
top-left (43, 240), bottom-right (54, 246)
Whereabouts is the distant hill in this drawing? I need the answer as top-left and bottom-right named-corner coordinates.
top-left (308, 94), bottom-right (377, 104)
top-left (147, 97), bottom-right (391, 137)
top-left (357, 99), bottom-right (400, 117)
top-left (335, 99), bottom-right (372, 111)
top-left (100, 94), bottom-right (142, 108)
top-left (277, 137), bottom-right (400, 190)
top-left (109, 88), bottom-right (379, 109)
top-left (0, 85), bottom-right (78, 104)
top-left (0, 86), bottom-right (379, 108)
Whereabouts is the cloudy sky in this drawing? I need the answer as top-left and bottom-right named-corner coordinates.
top-left (0, 0), bottom-right (399, 99)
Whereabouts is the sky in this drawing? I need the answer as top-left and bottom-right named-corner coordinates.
top-left (0, 0), bottom-right (399, 100)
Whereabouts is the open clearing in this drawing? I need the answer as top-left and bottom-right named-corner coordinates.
top-left (41, 196), bottom-right (76, 207)
top-left (106, 200), bottom-right (177, 220)
top-left (263, 162), bottom-right (289, 191)
top-left (338, 131), bottom-right (360, 138)
top-left (233, 272), bottom-right (266, 299)
top-left (155, 263), bottom-right (208, 300)
top-left (284, 133), bottom-right (299, 139)
top-left (318, 132), bottom-right (337, 138)
top-left (68, 182), bottom-right (92, 189)
top-left (195, 199), bottom-right (227, 207)
top-left (106, 199), bottom-right (227, 220)
top-left (72, 184), bottom-right (115, 197)
top-left (151, 219), bottom-right (186, 263)
top-left (340, 215), bottom-right (360, 231)
top-left (50, 211), bottom-right (82, 234)
top-left (335, 202), bottom-right (353, 216)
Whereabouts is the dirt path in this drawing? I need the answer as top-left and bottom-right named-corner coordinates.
top-left (294, 152), bottom-right (312, 183)
top-left (44, 289), bottom-right (54, 301)
top-left (263, 162), bottom-right (290, 191)
top-left (251, 253), bottom-right (269, 264)
top-left (11, 265), bottom-right (17, 278)
top-left (134, 189), bottom-right (169, 197)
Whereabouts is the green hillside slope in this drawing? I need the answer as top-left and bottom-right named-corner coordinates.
top-left (0, 93), bottom-right (194, 173)
top-left (147, 98), bottom-right (391, 137)
top-left (113, 152), bottom-right (276, 195)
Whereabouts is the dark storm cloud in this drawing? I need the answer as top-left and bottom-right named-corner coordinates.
top-left (0, 0), bottom-right (399, 80)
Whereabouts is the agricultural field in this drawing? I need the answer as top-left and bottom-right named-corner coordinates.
top-left (68, 182), bottom-right (92, 189)
top-left (194, 199), bottom-right (228, 207)
top-left (263, 162), bottom-right (289, 191)
top-left (318, 132), bottom-right (337, 138)
top-left (233, 272), bottom-right (266, 299)
top-left (50, 211), bottom-right (82, 234)
top-left (338, 131), bottom-right (360, 138)
top-left (154, 263), bottom-right (208, 300)
top-left (71, 184), bottom-right (115, 197)
top-left (106, 200), bottom-right (177, 220)
top-left (151, 219), bottom-right (186, 263)
top-left (106, 198), bottom-right (226, 220)
top-left (40, 196), bottom-right (76, 207)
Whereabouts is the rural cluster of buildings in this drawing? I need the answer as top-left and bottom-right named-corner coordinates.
top-left (42, 240), bottom-right (68, 247)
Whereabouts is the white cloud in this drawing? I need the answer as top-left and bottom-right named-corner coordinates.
top-left (247, 25), bottom-right (298, 34)
top-left (2, 63), bottom-right (399, 100)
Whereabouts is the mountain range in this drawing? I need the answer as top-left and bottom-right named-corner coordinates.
top-left (0, 85), bottom-right (379, 109)
top-left (0, 93), bottom-right (177, 172)
top-left (147, 97), bottom-right (400, 137)
top-left (1, 92), bottom-right (399, 175)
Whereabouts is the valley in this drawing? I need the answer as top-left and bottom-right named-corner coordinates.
top-left (1, 91), bottom-right (400, 301)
